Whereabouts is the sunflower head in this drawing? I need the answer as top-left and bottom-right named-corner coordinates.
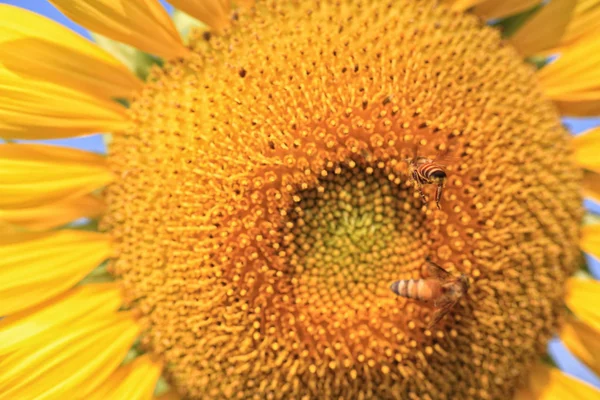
top-left (2, 0), bottom-right (600, 399)
top-left (100, 1), bottom-right (584, 398)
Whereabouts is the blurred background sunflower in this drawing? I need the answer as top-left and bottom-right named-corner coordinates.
top-left (1, 0), bottom-right (600, 399)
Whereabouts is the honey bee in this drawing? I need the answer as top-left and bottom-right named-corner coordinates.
top-left (390, 259), bottom-right (470, 328)
top-left (406, 156), bottom-right (447, 209)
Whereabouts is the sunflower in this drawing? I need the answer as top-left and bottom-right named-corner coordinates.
top-left (1, 0), bottom-right (600, 398)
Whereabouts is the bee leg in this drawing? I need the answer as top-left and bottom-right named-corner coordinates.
top-left (412, 170), bottom-right (428, 204)
top-left (435, 183), bottom-right (443, 210)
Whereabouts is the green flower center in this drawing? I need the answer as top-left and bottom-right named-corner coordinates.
top-left (284, 163), bottom-right (424, 317)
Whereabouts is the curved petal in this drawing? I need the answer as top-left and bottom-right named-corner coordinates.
top-left (473, 0), bottom-right (542, 20)
top-left (552, 95), bottom-right (600, 117)
top-left (0, 5), bottom-right (142, 100)
top-left (572, 127), bottom-right (600, 173)
top-left (0, 313), bottom-right (140, 400)
top-left (510, 0), bottom-right (576, 56)
top-left (86, 355), bottom-right (163, 400)
top-left (0, 230), bottom-right (111, 315)
top-left (561, 318), bottom-right (600, 377)
top-left (49, 0), bottom-right (189, 59)
top-left (513, 387), bottom-right (535, 400)
top-left (0, 144), bottom-right (113, 209)
top-left (583, 171), bottom-right (600, 204)
top-left (166, 0), bottom-right (230, 33)
top-left (0, 70), bottom-right (128, 139)
top-left (554, 0), bottom-right (600, 50)
top-left (0, 283), bottom-right (122, 356)
top-left (565, 278), bottom-right (600, 332)
top-left (525, 364), bottom-right (600, 399)
top-left (538, 36), bottom-right (600, 117)
top-left (0, 194), bottom-right (105, 230)
top-left (581, 224), bottom-right (600, 260)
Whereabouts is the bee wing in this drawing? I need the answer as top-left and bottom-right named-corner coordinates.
top-left (434, 147), bottom-right (460, 161)
top-left (405, 142), bottom-right (420, 163)
top-left (433, 149), bottom-right (460, 167)
top-left (422, 259), bottom-right (452, 281)
top-left (436, 155), bottom-right (461, 163)
top-left (427, 299), bottom-right (458, 328)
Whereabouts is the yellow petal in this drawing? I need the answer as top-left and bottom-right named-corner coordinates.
top-left (0, 313), bottom-right (140, 400)
top-left (552, 95), bottom-right (600, 117)
top-left (0, 144), bottom-right (112, 209)
top-left (49, 0), bottom-right (188, 59)
top-left (0, 194), bottom-right (104, 230)
top-left (0, 230), bottom-right (111, 315)
top-left (581, 224), bottom-right (600, 260)
top-left (583, 171), bottom-right (600, 204)
top-left (0, 5), bottom-right (142, 100)
top-left (554, 0), bottom-right (600, 50)
top-left (573, 127), bottom-right (600, 173)
top-left (473, 0), bottom-right (542, 20)
top-left (561, 318), bottom-right (600, 377)
top-left (166, 0), bottom-right (230, 33)
top-left (566, 278), bottom-right (600, 332)
top-left (525, 364), bottom-right (600, 399)
top-left (538, 36), bottom-right (600, 117)
top-left (0, 69), bottom-right (128, 139)
top-left (513, 387), bottom-right (535, 400)
top-left (0, 283), bottom-right (121, 356)
top-left (510, 0), bottom-right (576, 56)
top-left (87, 355), bottom-right (163, 400)
top-left (0, 222), bottom-right (18, 235)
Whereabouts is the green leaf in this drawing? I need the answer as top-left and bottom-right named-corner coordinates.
top-left (172, 9), bottom-right (208, 43)
top-left (114, 98), bottom-right (131, 108)
top-left (491, 3), bottom-right (544, 39)
top-left (91, 33), bottom-right (162, 80)
top-left (103, 133), bottom-right (113, 151)
top-left (122, 343), bottom-right (142, 364)
top-left (574, 268), bottom-right (593, 279)
top-left (60, 218), bottom-right (99, 232)
top-left (78, 261), bottom-right (114, 285)
top-left (541, 352), bottom-right (558, 368)
top-left (153, 376), bottom-right (171, 397)
top-left (583, 213), bottom-right (600, 226)
top-left (526, 55), bottom-right (550, 70)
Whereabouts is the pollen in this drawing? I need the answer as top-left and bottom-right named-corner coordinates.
top-left (103, 0), bottom-right (582, 399)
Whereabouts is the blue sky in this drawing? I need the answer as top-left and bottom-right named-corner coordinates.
top-left (3, 0), bottom-right (600, 390)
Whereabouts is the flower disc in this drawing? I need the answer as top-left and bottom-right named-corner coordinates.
top-left (104, 1), bottom-right (583, 398)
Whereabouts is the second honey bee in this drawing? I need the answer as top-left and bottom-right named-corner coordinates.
top-left (406, 156), bottom-right (447, 209)
top-left (390, 259), bottom-right (470, 328)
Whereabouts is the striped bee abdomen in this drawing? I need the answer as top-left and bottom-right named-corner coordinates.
top-left (390, 279), bottom-right (440, 302)
top-left (417, 163), bottom-right (446, 182)
top-left (390, 279), bottom-right (422, 300)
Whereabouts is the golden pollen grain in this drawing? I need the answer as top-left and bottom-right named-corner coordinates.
top-left (103, 0), bottom-right (582, 399)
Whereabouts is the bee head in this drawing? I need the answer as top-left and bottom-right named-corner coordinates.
top-left (459, 274), bottom-right (470, 291)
